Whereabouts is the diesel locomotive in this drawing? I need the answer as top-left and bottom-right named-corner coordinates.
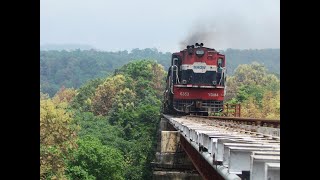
top-left (163, 43), bottom-right (226, 116)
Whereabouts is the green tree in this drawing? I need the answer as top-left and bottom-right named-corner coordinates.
top-left (67, 136), bottom-right (125, 180)
top-left (70, 78), bottom-right (104, 112)
top-left (234, 85), bottom-right (265, 106)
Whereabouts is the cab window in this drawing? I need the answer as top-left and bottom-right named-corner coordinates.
top-left (218, 58), bottom-right (224, 67)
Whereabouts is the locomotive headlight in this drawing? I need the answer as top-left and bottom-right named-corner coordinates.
top-left (212, 81), bottom-right (217, 85)
top-left (196, 50), bottom-right (204, 57)
top-left (182, 80), bottom-right (187, 84)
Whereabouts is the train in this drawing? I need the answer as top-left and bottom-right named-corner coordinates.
top-left (162, 43), bottom-right (226, 116)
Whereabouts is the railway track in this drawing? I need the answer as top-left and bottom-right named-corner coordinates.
top-left (162, 114), bottom-right (280, 180)
top-left (185, 115), bottom-right (280, 139)
top-left (191, 115), bottom-right (280, 127)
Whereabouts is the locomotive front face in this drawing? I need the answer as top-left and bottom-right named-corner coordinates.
top-left (172, 45), bottom-right (226, 87)
top-left (165, 43), bottom-right (227, 115)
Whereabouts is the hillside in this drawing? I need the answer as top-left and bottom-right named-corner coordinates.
top-left (40, 60), bottom-right (279, 179)
top-left (40, 48), bottom-right (279, 96)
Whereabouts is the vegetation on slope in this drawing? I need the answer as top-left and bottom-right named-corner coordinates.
top-left (40, 59), bottom-right (279, 180)
top-left (226, 62), bottom-right (280, 119)
top-left (40, 48), bottom-right (279, 96)
top-left (40, 60), bottom-right (166, 180)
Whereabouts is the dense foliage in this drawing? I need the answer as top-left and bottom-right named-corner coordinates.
top-left (40, 94), bottom-right (79, 180)
top-left (40, 60), bottom-right (166, 180)
top-left (66, 136), bottom-right (125, 180)
top-left (40, 48), bottom-right (279, 96)
top-left (226, 62), bottom-right (280, 118)
top-left (40, 56), bottom-right (279, 179)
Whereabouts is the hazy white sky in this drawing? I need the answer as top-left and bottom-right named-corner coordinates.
top-left (40, 0), bottom-right (279, 52)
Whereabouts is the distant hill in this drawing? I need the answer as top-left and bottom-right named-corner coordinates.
top-left (40, 48), bottom-right (279, 96)
top-left (221, 48), bottom-right (280, 77)
top-left (40, 43), bottom-right (96, 51)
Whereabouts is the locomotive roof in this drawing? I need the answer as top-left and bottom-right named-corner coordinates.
top-left (173, 46), bottom-right (224, 55)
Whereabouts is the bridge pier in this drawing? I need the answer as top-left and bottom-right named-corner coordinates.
top-left (152, 118), bottom-right (202, 180)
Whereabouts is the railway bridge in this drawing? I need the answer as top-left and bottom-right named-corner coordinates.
top-left (152, 114), bottom-right (280, 180)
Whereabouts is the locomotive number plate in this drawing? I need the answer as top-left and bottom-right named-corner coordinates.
top-left (208, 93), bottom-right (218, 97)
top-left (180, 92), bottom-right (190, 96)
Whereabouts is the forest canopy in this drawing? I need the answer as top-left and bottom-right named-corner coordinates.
top-left (40, 51), bottom-right (280, 179)
top-left (40, 48), bottom-right (279, 97)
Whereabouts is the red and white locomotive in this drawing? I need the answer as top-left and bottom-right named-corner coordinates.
top-left (163, 43), bottom-right (226, 116)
